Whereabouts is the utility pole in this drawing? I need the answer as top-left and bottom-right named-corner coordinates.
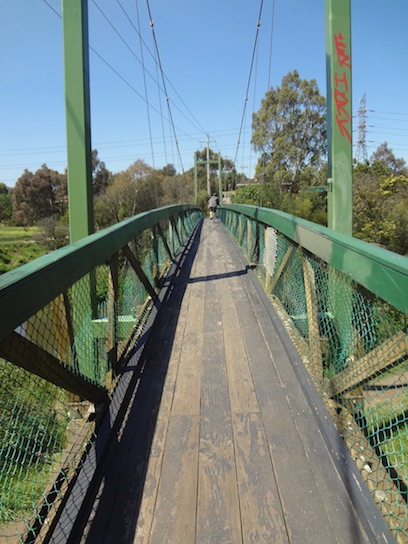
top-left (206, 133), bottom-right (211, 194)
top-left (194, 148), bottom-right (222, 202)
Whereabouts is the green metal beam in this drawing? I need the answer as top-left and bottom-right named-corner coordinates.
top-left (194, 153), bottom-right (198, 203)
top-left (218, 154), bottom-right (223, 199)
top-left (0, 205), bottom-right (201, 342)
top-left (221, 204), bottom-right (408, 316)
top-left (62, 0), bottom-right (94, 242)
top-left (325, 0), bottom-right (352, 235)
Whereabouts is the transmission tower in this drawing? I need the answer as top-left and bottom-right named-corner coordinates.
top-left (355, 94), bottom-right (368, 163)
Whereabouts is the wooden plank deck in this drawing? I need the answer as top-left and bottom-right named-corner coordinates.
top-left (70, 219), bottom-right (395, 544)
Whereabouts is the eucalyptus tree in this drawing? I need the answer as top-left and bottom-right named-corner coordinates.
top-left (12, 165), bottom-right (66, 226)
top-left (252, 70), bottom-right (327, 195)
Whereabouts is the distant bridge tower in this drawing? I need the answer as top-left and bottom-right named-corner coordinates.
top-left (355, 94), bottom-right (368, 164)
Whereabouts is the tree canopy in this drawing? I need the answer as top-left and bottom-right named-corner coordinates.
top-left (353, 143), bottom-right (408, 255)
top-left (12, 165), bottom-right (66, 226)
top-left (252, 70), bottom-right (327, 194)
top-left (0, 183), bottom-right (12, 223)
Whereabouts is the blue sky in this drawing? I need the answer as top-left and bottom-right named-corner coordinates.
top-left (1, 0), bottom-right (408, 187)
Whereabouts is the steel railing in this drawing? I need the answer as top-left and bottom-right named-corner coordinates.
top-left (0, 204), bottom-right (202, 543)
top-left (219, 203), bottom-right (408, 543)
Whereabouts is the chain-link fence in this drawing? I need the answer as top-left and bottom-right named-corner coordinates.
top-left (219, 204), bottom-right (408, 543)
top-left (0, 205), bottom-right (202, 543)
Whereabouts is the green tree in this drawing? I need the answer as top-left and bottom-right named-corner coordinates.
top-left (232, 185), bottom-right (263, 206)
top-left (252, 70), bottom-right (327, 194)
top-left (353, 150), bottom-right (408, 255)
top-left (92, 149), bottom-right (112, 196)
top-left (161, 163), bottom-right (177, 177)
top-left (35, 217), bottom-right (69, 249)
top-left (162, 172), bottom-right (193, 205)
top-left (0, 183), bottom-right (12, 223)
top-left (370, 142), bottom-right (408, 175)
top-left (12, 166), bottom-right (66, 226)
top-left (96, 160), bottom-right (161, 226)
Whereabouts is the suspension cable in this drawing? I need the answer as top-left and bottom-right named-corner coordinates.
top-left (234, 0), bottom-right (264, 167)
top-left (134, 0), bottom-right (155, 168)
top-left (145, 0), bottom-right (186, 175)
top-left (267, 0), bottom-right (276, 90)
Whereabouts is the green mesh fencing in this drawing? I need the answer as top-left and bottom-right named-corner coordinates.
top-left (0, 206), bottom-right (202, 543)
top-left (219, 204), bottom-right (408, 543)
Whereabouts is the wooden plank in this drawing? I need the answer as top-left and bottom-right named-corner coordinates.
top-left (170, 237), bottom-right (206, 416)
top-left (122, 244), bottom-right (158, 303)
top-left (218, 276), bottom-right (259, 415)
top-left (233, 290), bottom-right (338, 542)
top-left (156, 222), bottom-right (174, 263)
top-left (0, 331), bottom-right (108, 405)
top-left (328, 331), bottom-right (408, 397)
top-left (133, 285), bottom-right (193, 544)
top-left (147, 415), bottom-right (199, 544)
top-left (131, 227), bottom-right (204, 543)
top-left (303, 258), bottom-right (323, 383)
top-left (59, 219), bottom-right (396, 544)
top-left (232, 412), bottom-right (288, 542)
top-left (50, 293), bottom-right (72, 363)
top-left (269, 245), bottom-right (294, 292)
top-left (197, 409), bottom-right (242, 544)
top-left (171, 283), bottom-right (205, 417)
top-left (107, 252), bottom-right (119, 386)
top-left (216, 236), bottom-right (259, 414)
top-left (253, 300), bottom-right (373, 542)
top-left (82, 272), bottom-right (190, 544)
top-left (227, 226), bottom-right (394, 543)
top-left (196, 237), bottom-right (242, 544)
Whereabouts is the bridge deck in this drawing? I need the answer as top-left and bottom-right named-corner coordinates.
top-left (73, 219), bottom-right (392, 544)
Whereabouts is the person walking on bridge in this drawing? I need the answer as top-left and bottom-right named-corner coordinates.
top-left (208, 193), bottom-right (219, 220)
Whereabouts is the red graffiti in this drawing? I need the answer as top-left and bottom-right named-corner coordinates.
top-left (333, 33), bottom-right (351, 143)
top-left (334, 72), bottom-right (349, 92)
top-left (334, 33), bottom-right (351, 69)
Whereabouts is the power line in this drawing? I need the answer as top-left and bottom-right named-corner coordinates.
top-left (41, 0), bottom-right (60, 18)
top-left (41, 0), bottom-right (205, 160)
top-left (371, 110), bottom-right (408, 117)
top-left (93, 0), bottom-right (207, 170)
top-left (234, 0), bottom-right (264, 166)
top-left (134, 0), bottom-right (155, 168)
top-left (116, 0), bottom-right (206, 135)
top-left (145, 0), bottom-right (185, 174)
top-left (267, 0), bottom-right (276, 90)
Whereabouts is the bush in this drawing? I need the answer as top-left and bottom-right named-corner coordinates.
top-left (35, 217), bottom-right (69, 250)
top-left (196, 190), bottom-right (210, 215)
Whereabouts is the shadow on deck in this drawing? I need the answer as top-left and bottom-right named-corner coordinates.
top-left (51, 219), bottom-right (395, 544)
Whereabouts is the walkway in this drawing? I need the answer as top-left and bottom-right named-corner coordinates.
top-left (65, 219), bottom-right (394, 543)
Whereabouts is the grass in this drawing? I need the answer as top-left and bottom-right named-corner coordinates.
top-left (0, 226), bottom-right (47, 274)
top-left (0, 226), bottom-right (40, 244)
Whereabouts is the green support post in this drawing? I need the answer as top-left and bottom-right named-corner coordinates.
top-left (194, 153), bottom-right (198, 204)
top-left (325, 0), bottom-right (352, 236)
top-left (218, 154), bottom-right (222, 201)
top-left (62, 0), bottom-right (94, 242)
top-left (62, 0), bottom-right (95, 385)
top-left (325, 0), bottom-right (354, 367)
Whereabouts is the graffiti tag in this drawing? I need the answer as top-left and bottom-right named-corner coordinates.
top-left (333, 33), bottom-right (351, 143)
